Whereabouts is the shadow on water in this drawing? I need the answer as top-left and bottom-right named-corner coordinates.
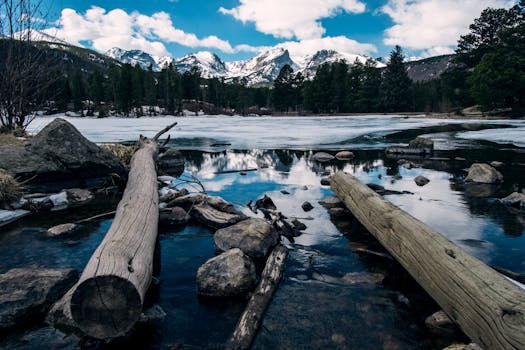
top-left (1, 146), bottom-right (525, 349)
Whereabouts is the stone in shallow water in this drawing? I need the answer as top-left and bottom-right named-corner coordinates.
top-left (0, 209), bottom-right (30, 227)
top-left (465, 163), bottom-right (503, 184)
top-left (196, 249), bottom-right (256, 297)
top-left (301, 201), bottom-right (314, 212)
top-left (46, 223), bottom-right (79, 237)
top-left (311, 152), bottom-right (335, 162)
top-left (499, 192), bottom-right (525, 208)
top-left (414, 175), bottom-right (430, 187)
top-left (425, 310), bottom-right (458, 337)
top-left (214, 218), bottom-right (279, 259)
top-left (159, 207), bottom-right (190, 228)
top-left (319, 196), bottom-right (343, 209)
top-left (0, 268), bottom-right (78, 331)
top-left (335, 151), bottom-right (354, 160)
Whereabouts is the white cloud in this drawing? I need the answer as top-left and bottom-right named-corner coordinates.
top-left (276, 36), bottom-right (377, 61)
top-left (381, 0), bottom-right (516, 53)
top-left (219, 0), bottom-right (366, 40)
top-left (44, 6), bottom-right (249, 56)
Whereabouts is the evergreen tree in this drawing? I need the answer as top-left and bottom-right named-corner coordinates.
top-left (70, 68), bottom-right (85, 115)
top-left (144, 64), bottom-right (157, 115)
top-left (272, 64), bottom-right (295, 112)
top-left (380, 45), bottom-right (411, 112)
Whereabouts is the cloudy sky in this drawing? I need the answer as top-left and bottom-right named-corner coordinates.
top-left (42, 0), bottom-right (516, 61)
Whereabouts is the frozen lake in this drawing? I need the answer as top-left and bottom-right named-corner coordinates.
top-left (28, 114), bottom-right (525, 149)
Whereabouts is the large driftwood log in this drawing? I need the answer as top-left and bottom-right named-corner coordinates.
top-left (330, 171), bottom-right (525, 350)
top-left (225, 245), bottom-right (288, 350)
top-left (57, 124), bottom-right (176, 339)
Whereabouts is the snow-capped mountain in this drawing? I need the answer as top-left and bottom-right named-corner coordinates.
top-left (226, 47), bottom-right (297, 86)
top-left (106, 47), bottom-right (384, 86)
top-left (297, 49), bottom-right (381, 79)
top-left (173, 51), bottom-right (228, 78)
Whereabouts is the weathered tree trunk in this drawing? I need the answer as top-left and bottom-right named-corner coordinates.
top-left (225, 245), bottom-right (288, 350)
top-left (331, 171), bottom-right (525, 350)
top-left (59, 124), bottom-right (176, 339)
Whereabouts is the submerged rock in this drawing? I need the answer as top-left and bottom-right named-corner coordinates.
top-left (291, 218), bottom-right (307, 231)
top-left (465, 163), bottom-right (503, 184)
top-left (138, 304), bottom-right (167, 324)
top-left (65, 188), bottom-right (93, 207)
top-left (319, 196), bottom-right (344, 209)
top-left (335, 151), bottom-right (354, 160)
top-left (408, 137), bottom-right (434, 152)
top-left (311, 152), bottom-right (335, 162)
top-left (46, 223), bottom-right (79, 237)
top-left (159, 207), bottom-right (190, 228)
top-left (414, 176), bottom-right (430, 187)
top-left (214, 218), bottom-right (279, 259)
top-left (255, 195), bottom-right (277, 211)
top-left (499, 192), bottom-right (525, 208)
top-left (425, 310), bottom-right (458, 337)
top-left (196, 249), bottom-right (256, 297)
top-left (0, 268), bottom-right (78, 331)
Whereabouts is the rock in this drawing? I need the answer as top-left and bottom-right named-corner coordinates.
top-left (335, 151), bottom-right (354, 160)
top-left (214, 218), bottom-right (279, 259)
top-left (465, 163), bottom-right (503, 184)
top-left (499, 192), bottom-right (525, 208)
top-left (393, 174), bottom-right (403, 180)
top-left (320, 178), bottom-right (331, 186)
top-left (0, 268), bottom-right (78, 331)
top-left (291, 218), bottom-right (307, 231)
top-left (255, 195), bottom-right (277, 211)
top-left (0, 209), bottom-right (31, 227)
top-left (319, 196), bottom-right (344, 209)
top-left (49, 191), bottom-right (68, 210)
top-left (46, 223), bottom-right (79, 237)
top-left (159, 207), bottom-right (190, 228)
top-left (301, 201), bottom-right (314, 212)
top-left (13, 326), bottom-right (80, 350)
top-left (464, 183), bottom-right (499, 198)
top-left (490, 161), bottom-right (503, 168)
top-left (65, 188), bottom-right (93, 206)
top-left (158, 175), bottom-right (177, 184)
top-left (328, 207), bottom-right (347, 218)
top-left (138, 304), bottom-right (167, 324)
top-left (191, 202), bottom-right (247, 230)
top-left (408, 137), bottom-right (434, 152)
top-left (196, 249), bottom-right (256, 297)
top-left (160, 188), bottom-right (189, 203)
top-left (425, 310), bottom-right (458, 337)
top-left (367, 183), bottom-right (385, 192)
top-left (157, 149), bottom-right (185, 177)
top-left (311, 152), bottom-right (334, 162)
top-left (301, 185), bottom-right (309, 190)
top-left (280, 190), bottom-right (290, 195)
top-left (443, 343), bottom-right (483, 350)
top-left (0, 118), bottom-right (126, 192)
top-left (414, 176), bottom-right (430, 187)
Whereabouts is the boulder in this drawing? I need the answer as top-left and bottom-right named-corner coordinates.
top-left (319, 196), bottom-right (343, 209)
top-left (408, 137), bottom-right (434, 152)
top-left (0, 268), bottom-right (78, 331)
top-left (311, 152), bottom-right (335, 162)
top-left (301, 201), bottom-right (314, 212)
top-left (255, 195), bottom-right (277, 211)
top-left (414, 176), bottom-right (430, 187)
top-left (465, 163), bottom-right (503, 184)
top-left (159, 188), bottom-right (188, 203)
top-left (196, 249), bottom-right (256, 297)
top-left (425, 310), bottom-right (458, 337)
top-left (214, 218), bottom-right (279, 259)
top-left (157, 149), bottom-right (185, 177)
top-left (191, 202), bottom-right (247, 230)
top-left (45, 223), bottom-right (79, 237)
top-left (499, 192), bottom-right (525, 208)
top-left (159, 207), bottom-right (190, 228)
top-left (335, 151), bottom-right (355, 160)
top-left (0, 119), bottom-right (126, 192)
top-left (49, 191), bottom-right (68, 210)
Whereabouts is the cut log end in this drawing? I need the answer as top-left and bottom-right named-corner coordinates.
top-left (70, 275), bottom-right (142, 339)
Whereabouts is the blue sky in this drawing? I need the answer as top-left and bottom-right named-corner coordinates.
top-left (42, 0), bottom-right (517, 62)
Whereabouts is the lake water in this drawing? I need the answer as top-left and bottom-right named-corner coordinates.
top-left (2, 115), bottom-right (525, 349)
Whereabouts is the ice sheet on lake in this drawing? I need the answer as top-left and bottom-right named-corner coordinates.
top-left (27, 114), bottom-right (525, 150)
top-left (458, 127), bottom-right (525, 147)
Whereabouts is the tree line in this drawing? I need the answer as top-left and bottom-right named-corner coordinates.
top-left (1, 1), bottom-right (523, 133)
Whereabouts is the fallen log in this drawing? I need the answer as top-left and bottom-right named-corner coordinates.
top-left (330, 171), bottom-right (525, 350)
top-left (53, 123), bottom-right (177, 339)
top-left (225, 244), bottom-right (288, 350)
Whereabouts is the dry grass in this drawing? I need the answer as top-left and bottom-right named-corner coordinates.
top-left (0, 169), bottom-right (24, 206)
top-left (0, 132), bottom-right (25, 146)
top-left (100, 144), bottom-right (137, 168)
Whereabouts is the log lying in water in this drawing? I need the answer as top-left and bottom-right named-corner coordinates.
top-left (330, 171), bottom-right (525, 350)
top-left (54, 123), bottom-right (176, 339)
top-left (225, 244), bottom-right (288, 350)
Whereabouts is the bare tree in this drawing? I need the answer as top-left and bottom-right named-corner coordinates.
top-left (0, 0), bottom-right (52, 133)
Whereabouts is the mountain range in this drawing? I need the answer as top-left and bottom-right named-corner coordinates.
top-left (106, 46), bottom-right (383, 87)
